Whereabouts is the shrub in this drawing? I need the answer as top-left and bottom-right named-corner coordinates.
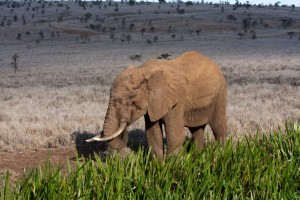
top-left (287, 31), bottom-right (294, 39)
top-left (227, 14), bottom-right (237, 22)
top-left (84, 13), bottom-right (92, 22)
top-left (281, 18), bottom-right (293, 29)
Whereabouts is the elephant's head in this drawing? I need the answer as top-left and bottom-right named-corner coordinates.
top-left (86, 63), bottom-right (187, 150)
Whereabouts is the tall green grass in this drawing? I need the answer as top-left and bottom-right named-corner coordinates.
top-left (1, 123), bottom-right (300, 199)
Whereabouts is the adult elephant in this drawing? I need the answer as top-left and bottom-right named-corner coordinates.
top-left (86, 51), bottom-right (227, 160)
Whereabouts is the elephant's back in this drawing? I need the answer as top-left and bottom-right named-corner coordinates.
top-left (171, 51), bottom-right (224, 82)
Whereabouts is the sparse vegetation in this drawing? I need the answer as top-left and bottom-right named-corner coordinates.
top-left (10, 54), bottom-right (19, 73)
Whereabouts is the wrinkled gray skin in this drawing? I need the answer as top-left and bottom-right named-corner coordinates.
top-left (98, 51), bottom-right (227, 160)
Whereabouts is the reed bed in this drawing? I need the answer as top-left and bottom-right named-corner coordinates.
top-left (1, 123), bottom-right (299, 199)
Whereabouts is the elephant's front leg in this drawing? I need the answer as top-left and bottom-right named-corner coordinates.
top-left (144, 114), bottom-right (164, 161)
top-left (164, 104), bottom-right (186, 156)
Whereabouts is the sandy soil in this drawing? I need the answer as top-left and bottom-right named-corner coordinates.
top-left (0, 129), bottom-right (145, 177)
top-left (0, 148), bottom-right (76, 177)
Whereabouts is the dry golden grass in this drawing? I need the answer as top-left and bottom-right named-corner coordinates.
top-left (0, 1), bottom-right (299, 151)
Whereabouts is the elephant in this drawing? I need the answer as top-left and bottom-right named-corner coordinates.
top-left (86, 51), bottom-right (227, 160)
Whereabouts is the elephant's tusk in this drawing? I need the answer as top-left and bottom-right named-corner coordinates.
top-left (85, 123), bottom-right (127, 142)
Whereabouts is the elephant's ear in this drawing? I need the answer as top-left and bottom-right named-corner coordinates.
top-left (147, 70), bottom-right (187, 122)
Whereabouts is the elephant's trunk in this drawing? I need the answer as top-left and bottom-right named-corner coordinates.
top-left (103, 104), bottom-right (120, 137)
top-left (85, 122), bottom-right (126, 142)
top-left (104, 104), bottom-right (129, 149)
top-left (86, 102), bottom-right (128, 149)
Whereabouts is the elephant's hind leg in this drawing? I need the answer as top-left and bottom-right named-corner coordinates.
top-left (210, 87), bottom-right (227, 146)
top-left (189, 125), bottom-right (206, 149)
top-left (144, 114), bottom-right (164, 160)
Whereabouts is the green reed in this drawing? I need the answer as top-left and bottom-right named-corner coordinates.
top-left (1, 123), bottom-right (299, 199)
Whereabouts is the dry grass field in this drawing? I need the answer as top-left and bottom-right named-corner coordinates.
top-left (0, 0), bottom-right (299, 164)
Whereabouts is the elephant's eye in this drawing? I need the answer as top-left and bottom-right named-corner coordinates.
top-left (133, 101), bottom-right (142, 110)
top-left (128, 94), bottom-right (135, 100)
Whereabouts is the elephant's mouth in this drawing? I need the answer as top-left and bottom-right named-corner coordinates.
top-left (85, 122), bottom-right (127, 142)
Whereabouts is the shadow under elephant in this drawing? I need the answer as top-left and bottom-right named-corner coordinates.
top-left (70, 129), bottom-right (148, 160)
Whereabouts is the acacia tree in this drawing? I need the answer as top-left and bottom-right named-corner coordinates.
top-left (129, 23), bottom-right (135, 31)
top-left (128, 0), bottom-right (135, 6)
top-left (157, 53), bottom-right (171, 59)
top-left (128, 54), bottom-right (142, 64)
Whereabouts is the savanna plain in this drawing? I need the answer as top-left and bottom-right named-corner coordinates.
top-left (0, 0), bottom-right (300, 198)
